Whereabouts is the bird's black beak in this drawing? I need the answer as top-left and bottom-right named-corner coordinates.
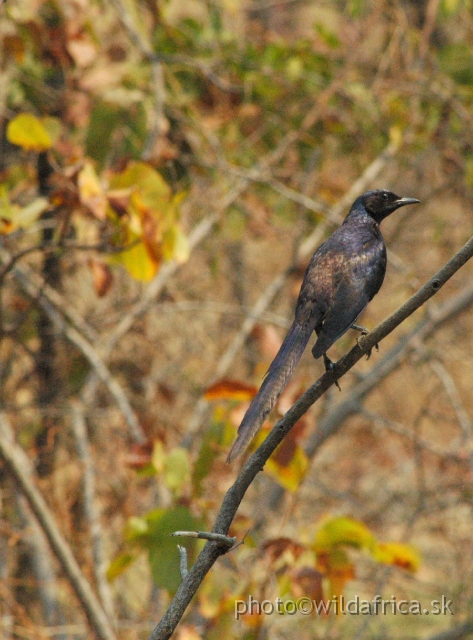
top-left (394, 197), bottom-right (421, 208)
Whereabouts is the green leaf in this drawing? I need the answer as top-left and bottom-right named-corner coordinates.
top-left (86, 102), bottom-right (120, 166)
top-left (145, 506), bottom-right (203, 593)
top-left (163, 447), bottom-right (190, 493)
top-left (106, 552), bottom-right (138, 581)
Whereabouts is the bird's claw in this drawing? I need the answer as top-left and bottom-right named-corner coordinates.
top-left (323, 354), bottom-right (341, 391)
top-left (356, 331), bottom-right (379, 360)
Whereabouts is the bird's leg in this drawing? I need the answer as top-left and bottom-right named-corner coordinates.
top-left (323, 353), bottom-right (341, 391)
top-left (352, 324), bottom-right (379, 359)
top-left (351, 323), bottom-right (369, 335)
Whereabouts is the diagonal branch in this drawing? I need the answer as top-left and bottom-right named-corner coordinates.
top-left (149, 237), bottom-right (473, 640)
top-left (0, 414), bottom-right (117, 640)
top-left (186, 140), bottom-right (399, 437)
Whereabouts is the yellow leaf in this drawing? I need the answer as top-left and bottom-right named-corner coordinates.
top-left (265, 444), bottom-right (309, 492)
top-left (151, 440), bottom-right (165, 474)
top-left (171, 225), bottom-right (190, 263)
top-left (78, 161), bottom-right (107, 219)
top-left (389, 125), bottom-right (403, 150)
top-left (373, 542), bottom-right (421, 572)
top-left (124, 515), bottom-right (150, 541)
top-left (0, 186), bottom-right (48, 233)
top-left (7, 113), bottom-right (52, 151)
top-left (110, 235), bottom-right (159, 282)
top-left (41, 117), bottom-right (62, 146)
top-left (110, 161), bottom-right (171, 211)
top-left (14, 198), bottom-right (49, 229)
top-left (314, 516), bottom-right (376, 553)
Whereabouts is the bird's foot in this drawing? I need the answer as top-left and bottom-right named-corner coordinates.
top-left (355, 328), bottom-right (379, 360)
top-left (323, 354), bottom-right (341, 391)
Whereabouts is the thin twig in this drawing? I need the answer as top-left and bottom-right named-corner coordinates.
top-left (70, 402), bottom-right (116, 622)
top-left (0, 246), bottom-right (144, 440)
top-left (171, 531), bottom-right (236, 547)
top-left (177, 546), bottom-right (188, 579)
top-left (0, 245), bottom-right (98, 343)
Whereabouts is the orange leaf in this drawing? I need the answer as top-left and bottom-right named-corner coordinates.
top-left (317, 548), bottom-right (355, 601)
top-left (88, 259), bottom-right (113, 297)
top-left (204, 379), bottom-right (258, 402)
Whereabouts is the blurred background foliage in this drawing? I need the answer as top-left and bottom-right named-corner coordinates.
top-left (1, 0), bottom-right (473, 638)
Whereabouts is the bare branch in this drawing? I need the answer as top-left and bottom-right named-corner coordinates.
top-left (148, 236), bottom-right (473, 640)
top-left (187, 141), bottom-right (399, 437)
top-left (304, 279), bottom-right (473, 457)
top-left (0, 414), bottom-right (117, 640)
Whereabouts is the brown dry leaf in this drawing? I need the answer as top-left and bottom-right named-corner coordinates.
top-left (262, 537), bottom-right (305, 562)
top-left (67, 35), bottom-right (97, 67)
top-left (107, 189), bottom-right (131, 217)
top-left (88, 258), bottom-right (113, 297)
top-left (290, 566), bottom-right (324, 602)
top-left (123, 441), bottom-right (154, 470)
top-left (3, 35), bottom-right (26, 63)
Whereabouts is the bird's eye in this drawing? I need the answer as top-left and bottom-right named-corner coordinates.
top-left (382, 192), bottom-right (389, 201)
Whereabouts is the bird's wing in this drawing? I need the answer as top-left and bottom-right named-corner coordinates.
top-left (312, 248), bottom-right (385, 358)
top-left (311, 275), bottom-right (370, 358)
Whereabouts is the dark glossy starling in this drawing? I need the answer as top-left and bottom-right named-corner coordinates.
top-left (227, 189), bottom-right (420, 462)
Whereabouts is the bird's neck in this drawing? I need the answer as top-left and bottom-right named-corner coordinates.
top-left (345, 208), bottom-right (380, 228)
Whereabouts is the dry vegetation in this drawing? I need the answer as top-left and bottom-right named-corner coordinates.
top-left (1, 0), bottom-right (473, 638)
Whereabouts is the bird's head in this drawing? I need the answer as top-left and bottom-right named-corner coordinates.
top-left (359, 189), bottom-right (420, 223)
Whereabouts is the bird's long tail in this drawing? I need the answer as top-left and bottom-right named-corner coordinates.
top-left (227, 319), bottom-right (316, 462)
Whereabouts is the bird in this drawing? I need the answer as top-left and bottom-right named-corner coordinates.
top-left (227, 189), bottom-right (420, 462)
